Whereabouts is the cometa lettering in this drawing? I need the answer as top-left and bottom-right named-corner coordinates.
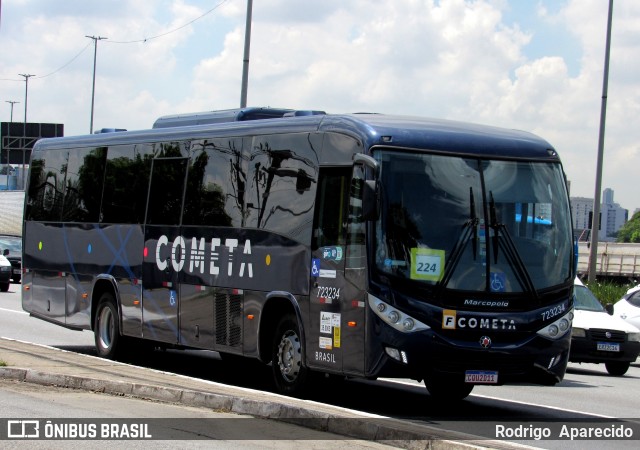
top-left (155, 235), bottom-right (253, 278)
top-left (458, 317), bottom-right (516, 330)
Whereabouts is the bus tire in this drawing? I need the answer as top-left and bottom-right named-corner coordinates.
top-left (271, 313), bottom-right (309, 396)
top-left (605, 361), bottom-right (630, 376)
top-left (425, 377), bottom-right (474, 401)
top-left (94, 293), bottom-right (122, 360)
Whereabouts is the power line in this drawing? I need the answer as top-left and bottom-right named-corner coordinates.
top-left (108, 0), bottom-right (229, 44)
top-left (0, 0), bottom-right (231, 83)
top-left (37, 42), bottom-right (92, 79)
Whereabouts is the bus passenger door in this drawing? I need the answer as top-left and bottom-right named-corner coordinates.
top-left (309, 167), bottom-right (364, 375)
top-left (142, 154), bottom-right (189, 345)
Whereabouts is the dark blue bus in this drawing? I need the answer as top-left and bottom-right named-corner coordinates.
top-left (22, 107), bottom-right (575, 399)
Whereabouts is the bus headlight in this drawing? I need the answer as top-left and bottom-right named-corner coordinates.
top-left (368, 294), bottom-right (430, 333)
top-left (537, 309), bottom-right (573, 340)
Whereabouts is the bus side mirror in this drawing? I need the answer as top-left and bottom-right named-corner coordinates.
top-left (605, 303), bottom-right (614, 316)
top-left (362, 179), bottom-right (379, 221)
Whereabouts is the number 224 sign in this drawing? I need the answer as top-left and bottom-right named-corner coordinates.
top-left (410, 248), bottom-right (444, 281)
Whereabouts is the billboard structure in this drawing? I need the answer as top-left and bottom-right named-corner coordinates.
top-left (1, 122), bottom-right (64, 190)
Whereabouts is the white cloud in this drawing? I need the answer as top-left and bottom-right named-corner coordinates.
top-left (1, 0), bottom-right (639, 211)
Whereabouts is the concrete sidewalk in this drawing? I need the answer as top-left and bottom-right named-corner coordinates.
top-left (0, 338), bottom-right (522, 449)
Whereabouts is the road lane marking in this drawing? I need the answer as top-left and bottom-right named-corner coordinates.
top-left (380, 378), bottom-right (614, 418)
top-left (0, 307), bottom-right (28, 315)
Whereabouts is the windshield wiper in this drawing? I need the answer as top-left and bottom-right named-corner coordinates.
top-left (438, 187), bottom-right (478, 289)
top-left (488, 192), bottom-right (538, 299)
top-left (470, 187), bottom-right (478, 259)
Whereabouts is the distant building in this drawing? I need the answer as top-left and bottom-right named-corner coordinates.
top-left (570, 188), bottom-right (628, 242)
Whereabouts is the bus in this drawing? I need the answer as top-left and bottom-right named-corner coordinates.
top-left (22, 107), bottom-right (575, 400)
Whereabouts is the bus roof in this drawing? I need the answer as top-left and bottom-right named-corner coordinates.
top-left (33, 109), bottom-right (558, 160)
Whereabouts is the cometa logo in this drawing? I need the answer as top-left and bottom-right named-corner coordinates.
top-left (155, 235), bottom-right (253, 278)
top-left (442, 309), bottom-right (517, 330)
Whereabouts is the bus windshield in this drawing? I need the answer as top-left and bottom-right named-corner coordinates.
top-left (373, 150), bottom-right (573, 293)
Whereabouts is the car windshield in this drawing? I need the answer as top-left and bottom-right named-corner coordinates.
top-left (574, 284), bottom-right (606, 312)
top-left (0, 236), bottom-right (21, 254)
top-left (372, 150), bottom-right (573, 294)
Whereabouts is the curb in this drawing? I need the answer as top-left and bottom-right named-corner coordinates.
top-left (0, 366), bottom-right (522, 449)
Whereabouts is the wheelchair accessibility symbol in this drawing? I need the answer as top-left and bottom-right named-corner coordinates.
top-left (311, 258), bottom-right (321, 277)
top-left (490, 272), bottom-right (506, 292)
top-left (169, 290), bottom-right (177, 306)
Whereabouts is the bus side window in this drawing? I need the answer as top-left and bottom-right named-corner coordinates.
top-left (182, 139), bottom-right (243, 227)
top-left (346, 164), bottom-right (367, 277)
top-left (312, 168), bottom-right (350, 250)
top-left (61, 147), bottom-right (106, 223)
top-left (101, 144), bottom-right (154, 224)
top-left (27, 150), bottom-right (69, 222)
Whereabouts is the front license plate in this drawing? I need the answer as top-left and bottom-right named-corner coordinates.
top-left (597, 342), bottom-right (620, 352)
top-left (465, 370), bottom-right (498, 384)
top-left (13, 269), bottom-right (20, 275)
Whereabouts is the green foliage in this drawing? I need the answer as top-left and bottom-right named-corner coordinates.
top-left (616, 211), bottom-right (640, 243)
top-left (584, 279), bottom-right (636, 305)
top-left (0, 360), bottom-right (6, 367)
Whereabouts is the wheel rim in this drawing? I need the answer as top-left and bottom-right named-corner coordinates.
top-left (98, 306), bottom-right (114, 350)
top-left (277, 330), bottom-right (301, 382)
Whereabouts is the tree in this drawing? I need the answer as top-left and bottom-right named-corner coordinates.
top-left (616, 211), bottom-right (640, 243)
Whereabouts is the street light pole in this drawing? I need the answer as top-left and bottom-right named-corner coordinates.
top-left (587, 0), bottom-right (614, 284)
top-left (18, 74), bottom-right (35, 123)
top-left (240, 0), bottom-right (253, 108)
top-left (86, 35), bottom-right (107, 134)
top-left (5, 100), bottom-right (19, 122)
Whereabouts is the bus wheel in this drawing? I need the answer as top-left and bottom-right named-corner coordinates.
top-left (94, 293), bottom-right (121, 360)
top-left (272, 314), bottom-right (309, 396)
top-left (605, 361), bottom-right (630, 376)
top-left (425, 377), bottom-right (474, 401)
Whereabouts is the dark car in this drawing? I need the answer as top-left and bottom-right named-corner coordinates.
top-left (0, 234), bottom-right (22, 283)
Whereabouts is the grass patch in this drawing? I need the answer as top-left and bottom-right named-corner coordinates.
top-left (0, 360), bottom-right (6, 367)
top-left (584, 279), bottom-right (637, 306)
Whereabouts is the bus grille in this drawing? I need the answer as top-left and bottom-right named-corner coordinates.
top-left (214, 290), bottom-right (242, 347)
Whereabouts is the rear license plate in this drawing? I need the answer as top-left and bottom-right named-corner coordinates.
top-left (597, 342), bottom-right (620, 352)
top-left (465, 370), bottom-right (498, 384)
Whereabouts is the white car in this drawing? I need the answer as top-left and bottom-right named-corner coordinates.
top-left (0, 254), bottom-right (11, 292)
top-left (570, 278), bottom-right (640, 376)
top-left (614, 284), bottom-right (640, 331)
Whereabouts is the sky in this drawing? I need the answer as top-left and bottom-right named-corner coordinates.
top-left (1, 0), bottom-right (639, 213)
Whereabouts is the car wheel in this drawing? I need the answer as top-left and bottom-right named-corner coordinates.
top-left (605, 361), bottom-right (630, 376)
top-left (0, 282), bottom-right (9, 292)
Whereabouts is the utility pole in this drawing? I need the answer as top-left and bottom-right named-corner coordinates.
top-left (240, 0), bottom-right (253, 108)
top-left (18, 74), bottom-right (35, 123)
top-left (587, 0), bottom-right (614, 284)
top-left (86, 35), bottom-right (107, 134)
top-left (5, 100), bottom-right (19, 122)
